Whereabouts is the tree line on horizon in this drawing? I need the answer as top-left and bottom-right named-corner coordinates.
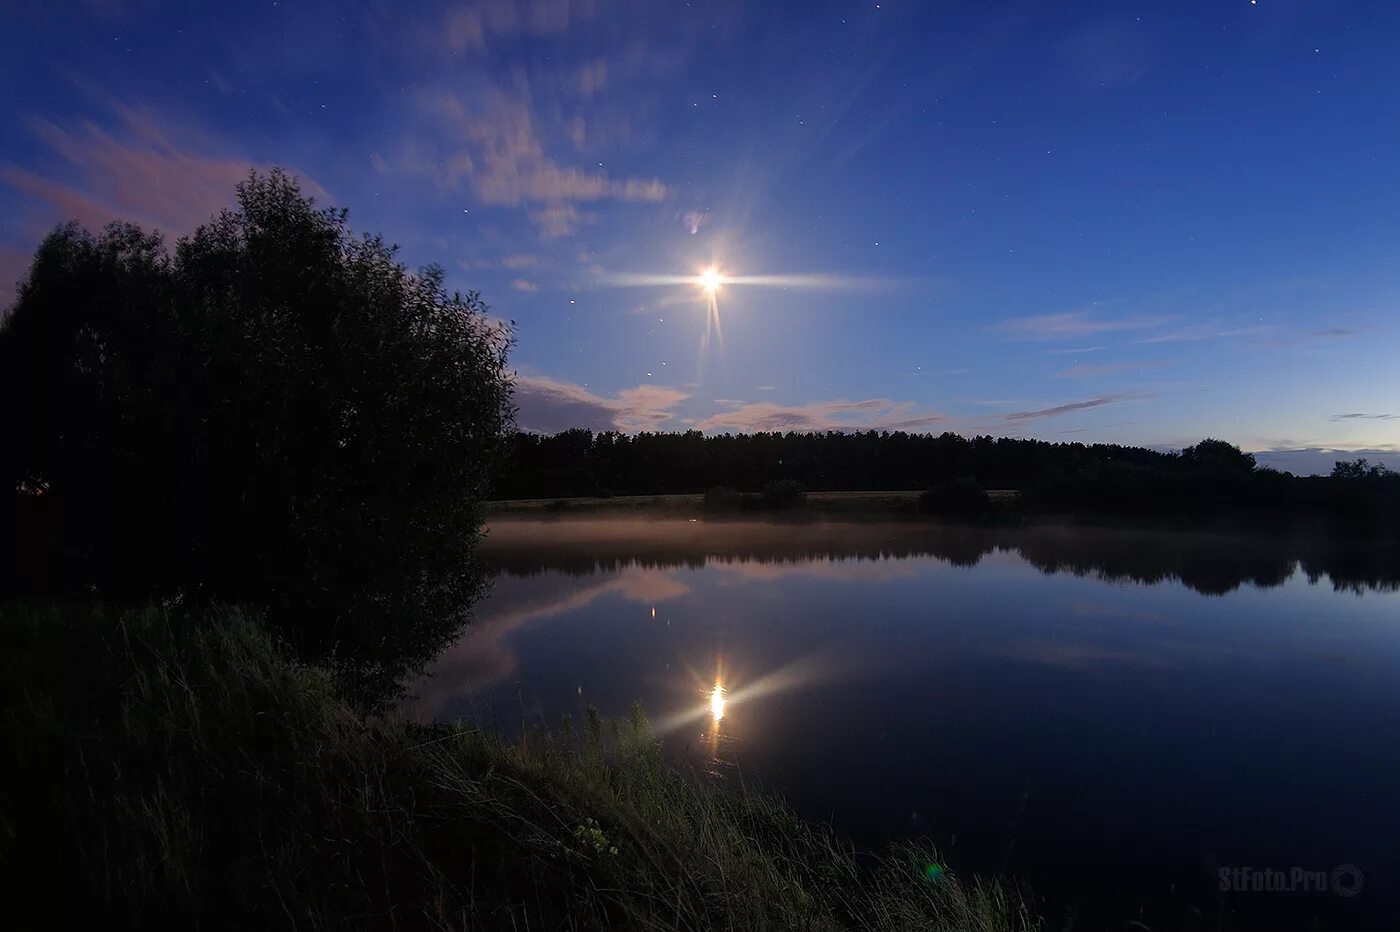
top-left (499, 429), bottom-right (1399, 529)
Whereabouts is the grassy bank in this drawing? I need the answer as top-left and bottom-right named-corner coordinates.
top-left (0, 603), bottom-right (1036, 931)
top-left (487, 489), bottom-right (1020, 517)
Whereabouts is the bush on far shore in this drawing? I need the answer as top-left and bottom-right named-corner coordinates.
top-left (703, 485), bottom-right (745, 511)
top-left (918, 479), bottom-right (997, 522)
top-left (761, 479), bottom-right (808, 510)
top-left (701, 482), bottom-right (809, 513)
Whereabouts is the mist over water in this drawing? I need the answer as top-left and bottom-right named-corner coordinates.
top-left (409, 518), bottom-right (1400, 927)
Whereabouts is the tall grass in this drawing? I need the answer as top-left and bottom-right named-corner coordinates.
top-left (0, 603), bottom-right (1037, 931)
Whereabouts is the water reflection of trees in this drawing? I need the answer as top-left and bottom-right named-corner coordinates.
top-left (483, 521), bottom-right (1399, 596)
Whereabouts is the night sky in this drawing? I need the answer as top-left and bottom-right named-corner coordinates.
top-left (3, 0), bottom-right (1397, 472)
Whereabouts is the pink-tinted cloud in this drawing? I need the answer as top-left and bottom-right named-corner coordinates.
top-left (575, 59), bottom-right (609, 97)
top-left (690, 398), bottom-right (946, 433)
top-left (3, 106), bottom-right (329, 238)
top-left (996, 310), bottom-right (1171, 340)
top-left (513, 374), bottom-right (687, 433)
top-left (510, 278), bottom-right (538, 292)
top-left (530, 204), bottom-right (588, 239)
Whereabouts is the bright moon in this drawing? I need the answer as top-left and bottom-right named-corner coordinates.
top-left (698, 266), bottom-right (723, 294)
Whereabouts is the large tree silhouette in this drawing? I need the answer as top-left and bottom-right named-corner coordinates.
top-left (0, 171), bottom-right (515, 698)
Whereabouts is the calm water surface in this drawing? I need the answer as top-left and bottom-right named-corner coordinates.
top-left (409, 518), bottom-right (1400, 930)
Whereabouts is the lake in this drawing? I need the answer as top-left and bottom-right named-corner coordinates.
top-left (408, 517), bottom-right (1400, 930)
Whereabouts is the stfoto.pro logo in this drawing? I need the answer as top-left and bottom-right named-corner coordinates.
top-left (1219, 864), bottom-right (1364, 898)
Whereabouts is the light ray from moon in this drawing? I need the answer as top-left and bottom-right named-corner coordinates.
top-left (605, 271), bottom-right (896, 291)
top-left (602, 266), bottom-right (905, 380)
top-left (698, 268), bottom-right (724, 370)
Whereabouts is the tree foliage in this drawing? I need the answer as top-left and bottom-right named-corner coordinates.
top-left (498, 429), bottom-right (1181, 499)
top-left (1331, 458), bottom-right (1390, 480)
top-left (1180, 438), bottom-right (1257, 474)
top-left (0, 171), bottom-right (515, 697)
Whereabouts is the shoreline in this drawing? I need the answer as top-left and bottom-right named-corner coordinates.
top-left (486, 489), bottom-right (972, 515)
top-left (483, 491), bottom-right (1397, 539)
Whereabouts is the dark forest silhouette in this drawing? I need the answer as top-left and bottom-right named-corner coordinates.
top-left (500, 431), bottom-right (1400, 532)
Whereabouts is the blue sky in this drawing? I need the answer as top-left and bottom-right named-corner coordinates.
top-left (3, 0), bottom-right (1397, 471)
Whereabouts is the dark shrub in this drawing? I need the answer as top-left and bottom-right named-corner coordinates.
top-left (759, 479), bottom-right (807, 510)
top-left (702, 486), bottom-right (743, 511)
top-left (918, 479), bottom-right (995, 521)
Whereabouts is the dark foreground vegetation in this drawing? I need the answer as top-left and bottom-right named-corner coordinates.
top-left (501, 431), bottom-right (1400, 533)
top-left (0, 602), bottom-right (1035, 932)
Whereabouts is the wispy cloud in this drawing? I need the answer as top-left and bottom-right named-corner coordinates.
top-left (1329, 413), bottom-right (1399, 422)
top-left (513, 374), bottom-right (686, 433)
top-left (574, 59), bottom-right (609, 97)
top-left (439, 0), bottom-right (596, 53)
top-left (430, 90), bottom-right (669, 204)
top-left (1054, 360), bottom-right (1166, 379)
top-left (530, 204), bottom-right (589, 239)
top-left (1312, 327), bottom-right (1359, 338)
top-left (1135, 323), bottom-right (1274, 344)
top-left (510, 278), bottom-right (538, 292)
top-left (1045, 345), bottom-right (1107, 355)
top-left (691, 398), bottom-right (945, 433)
top-left (1000, 393), bottom-right (1145, 423)
top-left (465, 253), bottom-right (544, 272)
top-left (391, 88), bottom-right (668, 238)
top-left (996, 311), bottom-right (1170, 340)
top-left (2, 104), bottom-right (328, 237)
